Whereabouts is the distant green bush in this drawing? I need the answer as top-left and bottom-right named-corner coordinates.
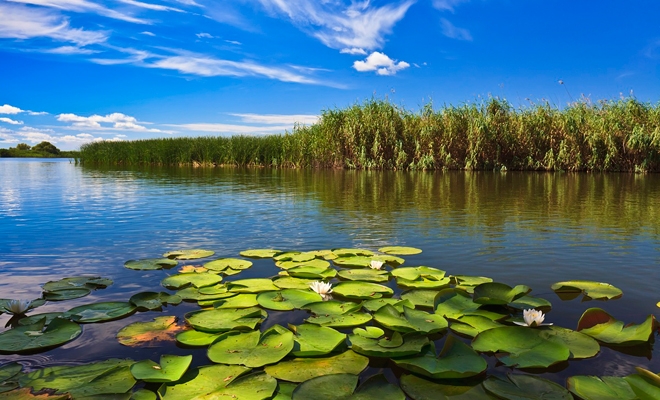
top-left (0, 141), bottom-right (80, 159)
top-left (79, 98), bottom-right (660, 172)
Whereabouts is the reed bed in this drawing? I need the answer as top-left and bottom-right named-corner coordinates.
top-left (79, 98), bottom-right (660, 172)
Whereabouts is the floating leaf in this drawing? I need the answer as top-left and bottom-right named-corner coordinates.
top-left (337, 268), bottom-right (389, 283)
top-left (399, 374), bottom-right (493, 400)
top-left (362, 298), bottom-right (415, 313)
top-left (303, 300), bottom-right (362, 315)
top-left (156, 365), bottom-right (250, 400)
top-left (175, 329), bottom-right (223, 347)
top-left (163, 249), bottom-right (214, 260)
top-left (0, 318), bottom-right (81, 353)
top-left (130, 355), bottom-right (192, 383)
top-left (176, 286), bottom-right (234, 302)
top-left (287, 265), bottom-right (337, 280)
top-left (264, 350), bottom-right (368, 382)
top-left (17, 313), bottom-right (63, 326)
top-left (185, 307), bottom-right (266, 332)
top-left (204, 258), bottom-right (253, 273)
top-left (374, 305), bottom-right (447, 334)
top-left (378, 246), bottom-right (422, 255)
top-left (257, 289), bottom-right (322, 311)
top-left (332, 248), bottom-right (374, 257)
top-left (551, 280), bottom-right (623, 300)
top-left (394, 336), bottom-right (487, 379)
top-left (472, 282), bottom-right (530, 305)
top-left (272, 276), bottom-right (318, 290)
top-left (129, 292), bottom-right (181, 310)
top-left (132, 389), bottom-right (158, 400)
top-left (206, 293), bottom-right (259, 308)
top-left (332, 282), bottom-right (393, 300)
top-left (0, 388), bottom-right (69, 399)
top-left (292, 373), bottom-right (405, 400)
top-left (577, 308), bottom-right (655, 345)
top-left (434, 289), bottom-right (506, 320)
top-left (482, 374), bottom-right (571, 399)
top-left (124, 258), bottom-right (177, 271)
top-left (276, 259), bottom-right (331, 270)
top-left (42, 276), bottom-right (112, 292)
top-left (349, 331), bottom-right (428, 358)
top-left (208, 325), bottom-right (294, 367)
top-left (353, 326), bottom-right (385, 339)
top-left (0, 363), bottom-right (21, 394)
top-left (63, 302), bottom-right (136, 323)
top-left (239, 249), bottom-right (282, 258)
top-left (448, 315), bottom-right (503, 338)
top-left (161, 273), bottom-right (222, 289)
top-left (509, 295), bottom-right (552, 312)
top-left (624, 371), bottom-right (660, 399)
top-left (117, 316), bottom-right (184, 347)
top-left (43, 288), bottom-right (92, 301)
top-left (567, 375), bottom-right (636, 400)
top-left (401, 289), bottom-right (438, 308)
top-left (391, 266), bottom-right (445, 281)
top-left (307, 312), bottom-right (373, 328)
top-left (227, 278), bottom-right (280, 293)
top-left (289, 324), bottom-right (346, 356)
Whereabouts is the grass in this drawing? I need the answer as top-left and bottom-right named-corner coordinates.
top-left (79, 97), bottom-right (660, 172)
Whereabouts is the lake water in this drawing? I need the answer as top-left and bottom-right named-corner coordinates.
top-left (1, 158), bottom-right (659, 388)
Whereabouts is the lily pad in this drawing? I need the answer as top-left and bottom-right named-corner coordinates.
top-left (272, 276), bottom-right (318, 290)
top-left (448, 315), bottom-right (504, 338)
top-left (117, 316), bottom-right (184, 347)
top-left (435, 288), bottom-right (506, 320)
top-left (129, 292), bottom-right (182, 310)
top-left (239, 249), bottom-right (282, 258)
top-left (257, 289), bottom-right (322, 311)
top-left (208, 325), bottom-right (294, 367)
top-left (43, 288), bottom-right (91, 301)
top-left (577, 308), bottom-right (655, 345)
top-left (156, 365), bottom-right (255, 399)
top-left (482, 374), bottom-right (572, 399)
top-left (349, 331), bottom-right (429, 358)
top-left (624, 371), bottom-right (660, 399)
top-left (161, 273), bottom-right (222, 289)
top-left (394, 336), bottom-right (487, 379)
top-left (0, 388), bottom-right (70, 399)
top-left (509, 295), bottom-right (552, 312)
top-left (291, 373), bottom-right (405, 400)
top-left (124, 258), bottom-right (178, 271)
top-left (362, 298), bottom-right (415, 313)
top-left (303, 300), bottom-right (362, 315)
top-left (276, 259), bottom-right (331, 270)
top-left (374, 305), bottom-right (447, 334)
top-left (204, 258), bottom-right (253, 273)
top-left (287, 265), bottom-right (337, 280)
top-left (185, 307), bottom-right (266, 332)
top-left (551, 280), bottom-right (623, 300)
top-left (401, 289), bottom-right (439, 308)
top-left (307, 312), bottom-right (373, 328)
top-left (399, 374), bottom-right (494, 399)
top-left (206, 293), bottom-right (259, 308)
top-left (131, 355), bottom-right (192, 383)
top-left (274, 252), bottom-right (318, 262)
top-left (176, 286), bottom-right (234, 302)
top-left (332, 256), bottom-right (376, 268)
top-left (63, 302), bottom-right (136, 323)
top-left (472, 282), bottom-right (531, 305)
top-left (391, 266), bottom-right (445, 281)
top-left (567, 375), bottom-right (636, 400)
top-left (332, 248), bottom-right (374, 257)
top-left (0, 363), bottom-right (21, 394)
top-left (337, 268), bottom-right (389, 283)
top-left (289, 324), bottom-right (346, 356)
top-left (264, 350), bottom-right (369, 382)
top-left (378, 246), bottom-right (422, 255)
top-left (175, 329), bottom-right (223, 347)
top-left (17, 312), bottom-right (63, 326)
top-left (227, 278), bottom-right (280, 293)
top-left (163, 249), bottom-right (214, 260)
top-left (332, 281), bottom-right (393, 300)
top-left (42, 276), bottom-right (113, 292)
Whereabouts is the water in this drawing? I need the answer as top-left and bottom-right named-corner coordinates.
top-left (1, 159), bottom-right (659, 386)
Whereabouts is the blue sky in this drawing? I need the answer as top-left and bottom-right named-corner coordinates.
top-left (1, 0), bottom-right (659, 150)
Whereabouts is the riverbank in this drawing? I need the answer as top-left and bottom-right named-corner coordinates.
top-left (79, 98), bottom-right (660, 172)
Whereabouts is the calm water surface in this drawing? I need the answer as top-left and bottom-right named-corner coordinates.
top-left (1, 158), bottom-right (659, 386)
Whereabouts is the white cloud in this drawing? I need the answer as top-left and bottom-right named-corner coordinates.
top-left (256, 0), bottom-right (414, 51)
top-left (28, 111), bottom-right (49, 116)
top-left (432, 0), bottom-right (469, 12)
top-left (230, 113), bottom-right (319, 125)
top-left (45, 45), bottom-right (98, 54)
top-left (0, 3), bottom-right (108, 45)
top-left (0, 104), bottom-right (24, 114)
top-left (225, 40), bottom-right (242, 45)
top-left (0, 117), bottom-right (23, 125)
top-left (353, 51), bottom-right (410, 75)
top-left (440, 18), bottom-right (472, 41)
top-left (8, 0), bottom-right (151, 24)
top-left (340, 47), bottom-right (367, 55)
top-left (169, 123), bottom-right (293, 135)
top-left (196, 32), bottom-right (214, 39)
top-left (118, 0), bottom-right (184, 13)
top-left (141, 31), bottom-right (156, 36)
top-left (56, 112), bottom-right (162, 132)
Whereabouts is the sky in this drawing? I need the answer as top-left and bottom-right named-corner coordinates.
top-left (1, 0), bottom-right (659, 150)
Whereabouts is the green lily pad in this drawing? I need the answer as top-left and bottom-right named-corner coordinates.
top-left (374, 305), bottom-right (447, 334)
top-left (332, 282), bottom-right (393, 300)
top-left (401, 289), bottom-right (440, 308)
top-left (307, 312), bottom-right (373, 328)
top-left (257, 289), bottom-right (322, 311)
top-left (276, 259), bottom-right (331, 270)
top-left (373, 254), bottom-right (406, 266)
top-left (577, 308), bottom-right (655, 345)
top-left (124, 258), bottom-right (178, 271)
top-left (42, 276), bottom-right (113, 292)
top-left (483, 374), bottom-right (572, 399)
top-left (434, 288), bottom-right (506, 320)
top-left (0, 363), bottom-right (21, 394)
top-left (362, 298), bottom-right (415, 313)
top-left (117, 316), bottom-right (183, 347)
top-left (450, 275), bottom-right (493, 288)
top-left (176, 286), bottom-right (234, 301)
top-left (131, 355), bottom-right (192, 383)
top-left (19, 359), bottom-right (135, 398)
top-left (472, 282), bottom-right (531, 305)
top-left (391, 266), bottom-right (445, 281)
top-left (287, 265), bottom-right (337, 279)
top-left (337, 268), bottom-right (389, 283)
top-left (448, 315), bottom-right (504, 338)
top-left (332, 248), bottom-right (374, 257)
top-left (551, 280), bottom-right (623, 300)
top-left (63, 302), bottom-right (136, 323)
top-left (349, 331), bottom-right (429, 358)
top-left (156, 364), bottom-right (250, 399)
top-left (273, 276), bottom-right (318, 290)
top-left (204, 258), bottom-right (253, 273)
top-left (264, 350), bottom-right (369, 382)
top-left (353, 326), bottom-right (385, 338)
top-left (17, 312), bottom-right (63, 326)
top-left (567, 375), bottom-right (636, 400)
top-left (206, 293), bottom-right (259, 308)
top-left (175, 329), bottom-right (223, 347)
top-left (274, 252), bottom-right (318, 262)
top-left (163, 249), bottom-right (214, 260)
top-left (43, 288), bottom-right (91, 301)
top-left (624, 371), bottom-right (660, 399)
top-left (132, 389), bottom-right (157, 400)
top-left (208, 325), bottom-right (294, 367)
top-left (185, 307), bottom-right (266, 332)
top-left (292, 373), bottom-right (405, 400)
top-left (227, 278), bottom-right (280, 293)
top-left (289, 324), bottom-right (346, 356)
top-left (161, 273), bottom-right (222, 289)
top-left (378, 246), bottom-right (422, 255)
top-left (394, 336), bottom-right (487, 379)
top-left (129, 292), bottom-right (182, 310)
top-left (396, 276), bottom-right (451, 290)
top-left (399, 373), bottom-right (494, 399)
top-left (303, 300), bottom-right (362, 315)
top-left (509, 295), bottom-right (552, 312)
top-left (239, 249), bottom-right (282, 258)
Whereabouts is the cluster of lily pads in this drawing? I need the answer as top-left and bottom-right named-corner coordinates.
top-left (1, 246), bottom-right (659, 399)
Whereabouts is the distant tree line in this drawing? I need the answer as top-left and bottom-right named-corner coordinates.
top-left (0, 141), bottom-right (80, 158)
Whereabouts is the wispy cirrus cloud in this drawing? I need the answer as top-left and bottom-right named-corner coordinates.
top-left (45, 45), bottom-right (99, 54)
top-left (432, 0), bottom-right (470, 12)
top-left (0, 3), bottom-right (108, 45)
top-left (353, 51), bottom-right (410, 75)
top-left (8, 0), bottom-right (151, 24)
top-left (0, 117), bottom-right (24, 125)
top-left (230, 113), bottom-right (319, 125)
top-left (255, 0), bottom-right (415, 53)
top-left (440, 18), bottom-right (472, 41)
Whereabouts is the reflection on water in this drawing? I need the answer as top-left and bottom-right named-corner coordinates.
top-left (1, 159), bottom-right (659, 382)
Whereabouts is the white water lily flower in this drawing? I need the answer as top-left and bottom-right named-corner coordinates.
top-left (4, 299), bottom-right (32, 315)
top-left (369, 260), bottom-right (384, 270)
top-left (309, 281), bottom-right (333, 296)
top-left (514, 309), bottom-right (552, 327)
